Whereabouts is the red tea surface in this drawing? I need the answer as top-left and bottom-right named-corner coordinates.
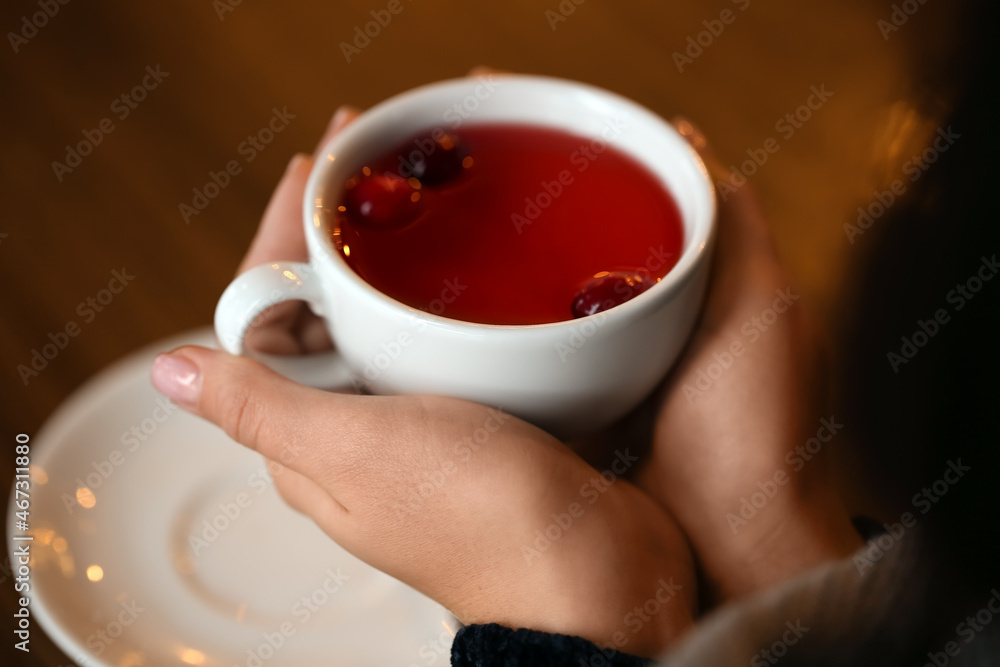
top-left (330, 123), bottom-right (684, 325)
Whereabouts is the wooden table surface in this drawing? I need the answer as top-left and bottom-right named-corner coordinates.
top-left (0, 0), bottom-right (961, 663)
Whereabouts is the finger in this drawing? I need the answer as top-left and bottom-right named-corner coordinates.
top-left (237, 154), bottom-right (314, 274)
top-left (294, 309), bottom-right (334, 353)
top-left (271, 463), bottom-right (346, 521)
top-left (150, 346), bottom-right (391, 492)
top-left (467, 66), bottom-right (509, 77)
top-left (237, 108), bottom-right (363, 352)
top-left (313, 106), bottom-right (361, 158)
top-left (241, 305), bottom-right (307, 355)
top-left (241, 295), bottom-right (333, 356)
top-left (671, 117), bottom-right (785, 325)
top-left (672, 116), bottom-right (777, 263)
top-left (238, 106), bottom-right (360, 276)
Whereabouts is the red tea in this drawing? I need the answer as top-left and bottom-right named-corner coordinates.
top-left (330, 124), bottom-right (684, 325)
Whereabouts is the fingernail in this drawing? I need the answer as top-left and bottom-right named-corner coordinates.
top-left (151, 353), bottom-right (202, 406)
top-left (329, 105), bottom-right (358, 134)
top-left (284, 152), bottom-right (308, 176)
top-left (673, 116), bottom-right (709, 151)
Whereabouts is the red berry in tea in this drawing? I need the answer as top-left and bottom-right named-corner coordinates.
top-left (570, 272), bottom-right (654, 319)
top-left (332, 124), bottom-right (683, 325)
top-left (404, 132), bottom-right (469, 186)
top-left (342, 172), bottom-right (421, 228)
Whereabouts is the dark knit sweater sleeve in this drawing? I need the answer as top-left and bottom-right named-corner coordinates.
top-left (451, 623), bottom-right (653, 667)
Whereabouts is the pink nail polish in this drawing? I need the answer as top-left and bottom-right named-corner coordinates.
top-left (151, 353), bottom-right (201, 405)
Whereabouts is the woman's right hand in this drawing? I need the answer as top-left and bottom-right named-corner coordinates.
top-left (636, 120), bottom-right (861, 603)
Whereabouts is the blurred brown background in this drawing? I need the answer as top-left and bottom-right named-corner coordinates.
top-left (0, 0), bottom-right (963, 663)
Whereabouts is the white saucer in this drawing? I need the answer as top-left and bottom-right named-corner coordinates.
top-left (6, 328), bottom-right (457, 667)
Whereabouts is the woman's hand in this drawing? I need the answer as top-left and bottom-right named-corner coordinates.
top-left (635, 121), bottom-right (861, 603)
top-left (150, 104), bottom-right (696, 657)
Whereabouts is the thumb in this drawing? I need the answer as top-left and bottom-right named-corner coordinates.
top-left (149, 346), bottom-right (358, 477)
top-left (672, 116), bottom-right (778, 266)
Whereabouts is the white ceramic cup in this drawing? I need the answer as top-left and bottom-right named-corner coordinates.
top-left (215, 75), bottom-right (716, 438)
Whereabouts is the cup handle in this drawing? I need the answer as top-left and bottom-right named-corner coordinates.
top-left (214, 261), bottom-right (352, 390)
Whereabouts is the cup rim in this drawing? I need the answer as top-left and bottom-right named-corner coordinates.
top-left (304, 73), bottom-right (716, 331)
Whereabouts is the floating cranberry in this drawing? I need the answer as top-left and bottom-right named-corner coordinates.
top-left (406, 133), bottom-right (469, 186)
top-left (570, 272), bottom-right (653, 319)
top-left (343, 172), bottom-right (421, 228)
